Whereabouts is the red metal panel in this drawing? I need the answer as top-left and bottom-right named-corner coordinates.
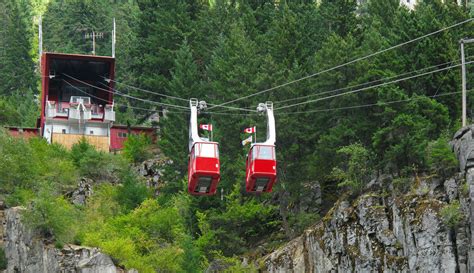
top-left (187, 143), bottom-right (221, 195)
top-left (108, 58), bottom-right (115, 104)
top-left (195, 157), bottom-right (219, 172)
top-left (253, 159), bottom-right (276, 175)
top-left (7, 128), bottom-right (40, 139)
top-left (245, 146), bottom-right (277, 193)
top-left (40, 53), bottom-right (49, 134)
top-left (110, 127), bottom-right (127, 151)
top-left (110, 127), bottom-right (156, 151)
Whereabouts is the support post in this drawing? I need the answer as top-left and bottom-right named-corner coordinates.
top-left (112, 18), bottom-right (116, 58)
top-left (92, 31), bottom-right (96, 55)
top-left (462, 40), bottom-right (467, 127)
top-left (38, 16), bottom-right (42, 67)
top-left (461, 38), bottom-right (474, 127)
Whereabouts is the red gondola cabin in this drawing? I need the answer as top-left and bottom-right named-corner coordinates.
top-left (188, 142), bottom-right (221, 195)
top-left (245, 144), bottom-right (277, 193)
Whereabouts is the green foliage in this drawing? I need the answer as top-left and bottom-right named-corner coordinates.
top-left (70, 138), bottom-right (127, 181)
top-left (373, 96), bottom-right (450, 174)
top-left (1, 0), bottom-right (474, 270)
top-left (288, 211), bottom-right (321, 235)
top-left (196, 184), bottom-right (280, 258)
top-left (0, 248), bottom-right (7, 270)
top-left (426, 135), bottom-right (458, 176)
top-left (0, 0), bottom-right (37, 97)
top-left (0, 98), bottom-right (21, 125)
top-left (115, 173), bottom-right (149, 212)
top-left (440, 200), bottom-right (463, 229)
top-left (392, 177), bottom-right (412, 194)
top-left (24, 189), bottom-right (81, 245)
top-left (82, 198), bottom-right (202, 273)
top-left (0, 131), bottom-right (77, 205)
top-left (122, 133), bottom-right (152, 163)
top-left (332, 143), bottom-right (373, 194)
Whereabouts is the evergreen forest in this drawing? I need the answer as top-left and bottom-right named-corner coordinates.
top-left (1, 0), bottom-right (474, 271)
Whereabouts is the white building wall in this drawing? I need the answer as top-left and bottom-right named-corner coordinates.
top-left (85, 124), bottom-right (109, 136)
top-left (45, 121), bottom-right (109, 137)
top-left (49, 123), bottom-right (69, 134)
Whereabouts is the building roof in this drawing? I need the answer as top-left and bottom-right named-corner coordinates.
top-left (43, 52), bottom-right (115, 61)
top-left (111, 124), bottom-right (156, 131)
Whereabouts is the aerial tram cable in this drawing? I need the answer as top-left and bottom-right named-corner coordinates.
top-left (99, 81), bottom-right (256, 113)
top-left (65, 79), bottom-right (254, 117)
top-left (106, 78), bottom-right (258, 113)
top-left (206, 57), bottom-right (473, 112)
top-left (276, 88), bottom-right (474, 115)
top-left (245, 102), bottom-right (277, 193)
top-left (62, 73), bottom-right (189, 110)
top-left (208, 18), bottom-right (473, 110)
top-left (187, 99), bottom-right (221, 195)
top-left (63, 80), bottom-right (186, 114)
top-left (275, 57), bottom-right (473, 105)
top-left (103, 77), bottom-right (190, 102)
top-left (275, 61), bottom-right (474, 111)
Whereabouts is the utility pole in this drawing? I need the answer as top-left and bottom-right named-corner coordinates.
top-left (38, 15), bottom-right (42, 67)
top-left (84, 31), bottom-right (104, 55)
top-left (461, 38), bottom-right (474, 127)
top-left (112, 18), bottom-right (116, 58)
top-left (92, 31), bottom-right (95, 55)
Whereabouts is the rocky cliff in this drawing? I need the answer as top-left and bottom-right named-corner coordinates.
top-left (0, 153), bottom-right (170, 273)
top-left (2, 207), bottom-right (128, 273)
top-left (262, 125), bottom-right (474, 272)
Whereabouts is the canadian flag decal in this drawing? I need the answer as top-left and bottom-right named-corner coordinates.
top-left (199, 124), bottom-right (213, 131)
top-left (244, 126), bottom-right (256, 134)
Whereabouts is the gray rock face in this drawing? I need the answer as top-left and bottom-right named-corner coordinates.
top-left (135, 155), bottom-right (173, 196)
top-left (451, 125), bottom-right (474, 272)
top-left (3, 207), bottom-right (124, 273)
top-left (69, 178), bottom-right (93, 206)
top-left (263, 126), bottom-right (474, 272)
top-left (263, 176), bottom-right (468, 272)
top-left (451, 125), bottom-right (474, 172)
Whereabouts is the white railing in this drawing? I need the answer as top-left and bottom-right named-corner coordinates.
top-left (46, 101), bottom-right (57, 118)
top-left (47, 98), bottom-right (112, 122)
top-left (69, 104), bottom-right (91, 121)
top-left (104, 104), bottom-right (115, 122)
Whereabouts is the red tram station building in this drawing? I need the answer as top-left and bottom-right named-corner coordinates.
top-left (8, 53), bottom-right (155, 152)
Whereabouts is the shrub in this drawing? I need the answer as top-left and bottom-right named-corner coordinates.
top-left (288, 211), bottom-right (320, 235)
top-left (82, 198), bottom-right (195, 273)
top-left (24, 188), bottom-right (81, 245)
top-left (197, 184), bottom-right (280, 257)
top-left (70, 138), bottom-right (127, 181)
top-left (115, 173), bottom-right (149, 212)
top-left (0, 132), bottom-right (36, 193)
top-left (0, 248), bottom-right (7, 270)
top-left (392, 177), bottom-right (412, 194)
top-left (426, 135), bottom-right (458, 177)
top-left (332, 143), bottom-right (372, 194)
top-left (122, 133), bottom-right (152, 163)
top-left (440, 200), bottom-right (463, 229)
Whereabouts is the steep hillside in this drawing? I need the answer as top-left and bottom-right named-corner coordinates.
top-left (261, 125), bottom-right (474, 272)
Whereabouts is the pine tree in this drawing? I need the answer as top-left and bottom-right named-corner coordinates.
top-left (0, 0), bottom-right (36, 97)
top-left (160, 41), bottom-right (201, 180)
top-left (133, 0), bottom-right (193, 103)
top-left (43, 0), bottom-right (113, 55)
